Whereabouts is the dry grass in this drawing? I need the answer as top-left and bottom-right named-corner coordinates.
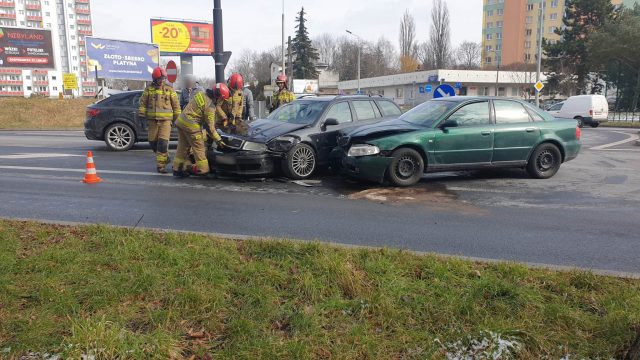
top-left (0, 97), bottom-right (94, 130)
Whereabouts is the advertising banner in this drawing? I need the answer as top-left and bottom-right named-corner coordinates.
top-left (150, 19), bottom-right (214, 56)
top-left (86, 37), bottom-right (160, 81)
top-left (0, 27), bottom-right (54, 69)
top-left (63, 73), bottom-right (78, 90)
top-left (293, 79), bottom-right (319, 95)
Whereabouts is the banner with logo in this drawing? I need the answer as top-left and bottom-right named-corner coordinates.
top-left (150, 19), bottom-right (214, 56)
top-left (0, 27), bottom-right (54, 69)
top-left (86, 37), bottom-right (160, 81)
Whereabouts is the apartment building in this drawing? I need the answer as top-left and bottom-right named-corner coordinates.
top-left (0, 0), bottom-right (96, 97)
top-left (481, 0), bottom-right (629, 69)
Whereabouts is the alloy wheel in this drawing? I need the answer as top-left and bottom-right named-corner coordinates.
top-left (107, 125), bottom-right (133, 151)
top-left (291, 146), bottom-right (316, 178)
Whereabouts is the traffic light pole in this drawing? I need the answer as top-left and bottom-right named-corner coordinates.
top-left (213, 0), bottom-right (225, 83)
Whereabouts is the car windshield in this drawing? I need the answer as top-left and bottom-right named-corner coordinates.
top-left (267, 101), bottom-right (328, 125)
top-left (399, 100), bottom-right (457, 127)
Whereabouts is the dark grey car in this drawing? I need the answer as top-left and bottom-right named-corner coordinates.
top-left (209, 95), bottom-right (402, 179)
top-left (84, 91), bottom-right (178, 151)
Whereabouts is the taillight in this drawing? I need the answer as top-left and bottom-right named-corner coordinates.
top-left (576, 126), bottom-right (581, 140)
top-left (589, 109), bottom-right (594, 116)
top-left (87, 108), bottom-right (100, 118)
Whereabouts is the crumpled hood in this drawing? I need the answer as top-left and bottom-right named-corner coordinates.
top-left (244, 119), bottom-right (309, 143)
top-left (345, 118), bottom-right (422, 139)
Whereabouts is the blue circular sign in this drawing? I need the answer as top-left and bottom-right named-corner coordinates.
top-left (433, 84), bottom-right (456, 98)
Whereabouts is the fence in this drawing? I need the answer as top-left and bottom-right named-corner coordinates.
top-left (608, 112), bottom-right (640, 123)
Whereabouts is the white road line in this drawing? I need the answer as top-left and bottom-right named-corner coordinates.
top-left (591, 131), bottom-right (640, 150)
top-left (0, 153), bottom-right (84, 159)
top-left (0, 165), bottom-right (164, 177)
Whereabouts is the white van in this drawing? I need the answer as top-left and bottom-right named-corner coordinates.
top-left (546, 95), bottom-right (609, 128)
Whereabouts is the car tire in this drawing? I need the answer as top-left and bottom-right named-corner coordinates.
top-left (527, 143), bottom-right (562, 179)
top-left (574, 116), bottom-right (584, 128)
top-left (590, 123), bottom-right (600, 128)
top-left (386, 148), bottom-right (424, 187)
top-left (282, 143), bottom-right (317, 180)
top-left (104, 123), bottom-right (135, 152)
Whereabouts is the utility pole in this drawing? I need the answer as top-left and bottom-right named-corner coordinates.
top-left (288, 36), bottom-right (293, 89)
top-left (494, 51), bottom-right (501, 96)
top-left (213, 0), bottom-right (225, 83)
top-left (535, 0), bottom-right (545, 108)
top-left (345, 30), bottom-right (361, 94)
top-left (282, 0), bottom-right (286, 77)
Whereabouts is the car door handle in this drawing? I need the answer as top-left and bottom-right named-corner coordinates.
top-left (481, 131), bottom-right (492, 136)
top-left (525, 128), bottom-right (537, 133)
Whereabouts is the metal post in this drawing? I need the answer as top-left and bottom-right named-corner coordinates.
top-left (213, 0), bottom-right (225, 83)
top-left (346, 30), bottom-right (361, 94)
top-left (287, 36), bottom-right (293, 89)
top-left (535, 1), bottom-right (545, 108)
top-left (180, 54), bottom-right (194, 78)
top-left (495, 57), bottom-right (500, 96)
top-left (282, 0), bottom-right (286, 77)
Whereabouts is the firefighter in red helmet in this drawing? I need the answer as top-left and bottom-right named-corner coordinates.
top-left (220, 73), bottom-right (248, 136)
top-left (270, 73), bottom-right (295, 112)
top-left (173, 83), bottom-right (229, 177)
top-left (138, 66), bottom-right (181, 173)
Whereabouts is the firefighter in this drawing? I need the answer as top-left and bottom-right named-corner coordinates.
top-left (220, 73), bottom-right (248, 136)
top-left (270, 74), bottom-right (295, 111)
top-left (173, 83), bottom-right (230, 177)
top-left (138, 66), bottom-right (181, 173)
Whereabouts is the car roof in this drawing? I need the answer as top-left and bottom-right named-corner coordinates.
top-left (298, 95), bottom-right (397, 103)
top-left (431, 96), bottom-right (530, 103)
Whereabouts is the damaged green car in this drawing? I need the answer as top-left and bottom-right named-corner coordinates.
top-left (334, 97), bottom-right (582, 187)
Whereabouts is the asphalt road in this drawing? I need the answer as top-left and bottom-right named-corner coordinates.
top-left (0, 128), bottom-right (639, 274)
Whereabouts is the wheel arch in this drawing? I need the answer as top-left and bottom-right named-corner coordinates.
top-left (103, 120), bottom-right (139, 142)
top-left (532, 139), bottom-right (566, 163)
top-left (391, 144), bottom-right (429, 169)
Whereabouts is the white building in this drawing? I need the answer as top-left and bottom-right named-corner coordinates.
top-left (0, 0), bottom-right (95, 97)
top-left (338, 69), bottom-right (547, 106)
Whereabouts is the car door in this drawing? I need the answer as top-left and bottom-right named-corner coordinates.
top-left (492, 99), bottom-right (540, 164)
top-left (315, 101), bottom-right (355, 162)
top-left (131, 93), bottom-right (147, 137)
top-left (547, 102), bottom-right (563, 117)
top-left (433, 100), bottom-right (494, 167)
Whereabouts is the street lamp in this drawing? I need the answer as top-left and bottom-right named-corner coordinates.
top-left (535, 1), bottom-right (546, 108)
top-left (490, 49), bottom-right (502, 96)
top-left (345, 29), bottom-right (361, 94)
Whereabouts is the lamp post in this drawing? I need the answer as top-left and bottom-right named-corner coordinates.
top-left (535, 0), bottom-right (545, 108)
top-left (345, 30), bottom-right (361, 94)
top-left (492, 49), bottom-right (502, 96)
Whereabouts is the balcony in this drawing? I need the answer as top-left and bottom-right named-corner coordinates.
top-left (79, 39), bottom-right (85, 45)
top-left (33, 80), bottom-right (49, 86)
top-left (0, 79), bottom-right (22, 85)
top-left (0, 1), bottom-right (15, 8)
top-left (78, 29), bottom-right (92, 35)
top-left (26, 15), bottom-right (42, 21)
top-left (25, 3), bottom-right (40, 10)
top-left (0, 91), bottom-right (23, 96)
top-left (0, 69), bottom-right (21, 74)
top-left (76, 7), bottom-right (90, 14)
top-left (79, 50), bottom-right (85, 56)
top-left (76, 0), bottom-right (89, 3)
top-left (82, 81), bottom-right (97, 87)
top-left (77, 19), bottom-right (91, 25)
top-left (0, 12), bottom-right (16, 19)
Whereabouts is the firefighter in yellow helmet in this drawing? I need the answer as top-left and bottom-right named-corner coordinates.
top-left (138, 66), bottom-right (181, 173)
top-left (220, 73), bottom-right (248, 136)
top-left (270, 73), bottom-right (295, 112)
top-left (173, 83), bottom-right (229, 177)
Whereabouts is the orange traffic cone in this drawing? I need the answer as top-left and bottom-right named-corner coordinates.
top-left (82, 151), bottom-right (102, 184)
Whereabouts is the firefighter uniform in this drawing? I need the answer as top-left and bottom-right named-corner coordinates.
top-left (273, 88), bottom-right (295, 110)
top-left (173, 91), bottom-right (223, 175)
top-left (138, 83), bottom-right (181, 172)
top-left (221, 89), bottom-right (248, 136)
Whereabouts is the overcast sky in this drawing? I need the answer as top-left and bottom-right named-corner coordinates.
top-left (92, 0), bottom-right (483, 78)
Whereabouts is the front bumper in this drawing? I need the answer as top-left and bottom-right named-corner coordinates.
top-left (339, 150), bottom-right (393, 184)
top-left (207, 149), bottom-right (277, 176)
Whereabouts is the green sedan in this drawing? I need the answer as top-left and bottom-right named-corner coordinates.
top-left (336, 97), bottom-right (582, 187)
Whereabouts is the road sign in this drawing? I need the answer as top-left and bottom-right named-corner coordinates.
top-left (433, 84), bottom-right (456, 98)
top-left (166, 60), bottom-right (178, 83)
top-left (63, 73), bottom-right (78, 90)
top-left (455, 82), bottom-right (462, 89)
top-left (419, 86), bottom-right (425, 94)
top-left (534, 81), bottom-right (545, 92)
top-left (425, 85), bottom-right (433, 93)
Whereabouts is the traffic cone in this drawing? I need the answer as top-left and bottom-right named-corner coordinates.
top-left (82, 151), bottom-right (102, 184)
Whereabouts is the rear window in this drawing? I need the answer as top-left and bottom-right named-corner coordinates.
top-left (494, 100), bottom-right (532, 124)
top-left (352, 100), bottom-right (379, 121)
top-left (377, 100), bottom-right (402, 117)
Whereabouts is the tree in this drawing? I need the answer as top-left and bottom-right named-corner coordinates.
top-left (455, 41), bottom-right (481, 70)
top-left (292, 7), bottom-right (319, 79)
top-left (313, 33), bottom-right (336, 67)
top-left (428, 0), bottom-right (452, 69)
top-left (544, 0), bottom-right (617, 95)
top-left (589, 5), bottom-right (640, 111)
top-left (399, 9), bottom-right (418, 72)
top-left (228, 49), bottom-right (256, 81)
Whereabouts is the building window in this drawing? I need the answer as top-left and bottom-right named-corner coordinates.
top-left (496, 44), bottom-right (502, 51)
top-left (487, 10), bottom-right (493, 16)
top-left (486, 57), bottom-right (492, 64)
top-left (496, 32), bottom-right (502, 39)
top-left (550, 13), bottom-right (558, 20)
top-left (485, 45), bottom-right (493, 52)
top-left (526, 29), bottom-right (533, 36)
top-left (527, 3), bottom-right (534, 11)
top-left (486, 33), bottom-right (492, 40)
top-left (549, 26), bottom-right (557, 33)
top-left (487, 22), bottom-right (493, 28)
top-left (498, 87), bottom-right (506, 96)
top-left (511, 87), bottom-right (519, 96)
top-left (497, 9), bottom-right (504, 15)
top-left (396, 88), bottom-right (404, 99)
top-left (525, 41), bottom-right (532, 49)
top-left (524, 53), bottom-right (532, 61)
top-left (551, 0), bottom-right (559, 7)
top-left (497, 21), bottom-right (503, 27)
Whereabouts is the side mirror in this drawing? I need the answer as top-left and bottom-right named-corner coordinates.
top-left (322, 118), bottom-right (339, 131)
top-left (440, 119), bottom-right (459, 130)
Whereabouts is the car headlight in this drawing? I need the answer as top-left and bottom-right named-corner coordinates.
top-left (242, 141), bottom-right (268, 152)
top-left (348, 144), bottom-right (380, 157)
top-left (267, 137), bottom-right (298, 152)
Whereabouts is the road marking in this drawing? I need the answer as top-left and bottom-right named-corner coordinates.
top-left (0, 165), bottom-right (164, 176)
top-left (591, 131), bottom-right (640, 150)
top-left (0, 153), bottom-right (84, 159)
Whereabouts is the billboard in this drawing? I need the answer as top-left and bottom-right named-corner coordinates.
top-left (86, 37), bottom-right (160, 81)
top-left (293, 80), bottom-right (319, 95)
top-left (150, 19), bottom-right (214, 56)
top-left (0, 27), bottom-right (54, 69)
top-left (63, 73), bottom-right (78, 90)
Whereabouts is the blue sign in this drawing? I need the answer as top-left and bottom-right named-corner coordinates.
top-left (419, 86), bottom-right (425, 94)
top-left (455, 82), bottom-right (462, 89)
top-left (86, 37), bottom-right (160, 81)
top-left (427, 75), bottom-right (439, 83)
top-left (425, 85), bottom-right (433, 93)
top-left (433, 84), bottom-right (456, 98)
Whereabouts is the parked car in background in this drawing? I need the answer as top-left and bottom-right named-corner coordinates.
top-left (84, 91), bottom-right (178, 151)
top-left (208, 95), bottom-right (403, 179)
top-left (546, 95), bottom-right (608, 128)
top-left (336, 97), bottom-right (582, 187)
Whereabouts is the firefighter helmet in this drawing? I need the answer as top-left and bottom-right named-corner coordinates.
top-left (276, 74), bottom-right (287, 84)
top-left (213, 83), bottom-right (231, 100)
top-left (228, 73), bottom-right (244, 90)
top-left (152, 67), bottom-right (167, 81)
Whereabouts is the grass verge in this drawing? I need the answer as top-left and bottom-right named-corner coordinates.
top-left (1, 220), bottom-right (639, 359)
top-left (0, 98), bottom-right (94, 130)
top-left (602, 121), bottom-right (640, 128)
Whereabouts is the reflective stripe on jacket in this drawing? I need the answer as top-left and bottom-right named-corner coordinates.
top-left (176, 92), bottom-right (222, 142)
top-left (138, 84), bottom-right (181, 121)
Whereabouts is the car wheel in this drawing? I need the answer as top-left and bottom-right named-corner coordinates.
top-left (527, 143), bottom-right (562, 179)
top-left (590, 123), bottom-right (600, 128)
top-left (574, 116), bottom-right (584, 128)
top-left (386, 148), bottom-right (424, 187)
top-left (104, 123), bottom-right (135, 151)
top-left (282, 143), bottom-right (317, 180)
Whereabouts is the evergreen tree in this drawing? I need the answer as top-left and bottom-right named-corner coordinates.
top-left (292, 7), bottom-right (319, 79)
top-left (544, 0), bottom-right (617, 95)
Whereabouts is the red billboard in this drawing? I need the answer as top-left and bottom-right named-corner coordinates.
top-left (0, 27), bottom-right (55, 69)
top-left (150, 19), bottom-right (214, 56)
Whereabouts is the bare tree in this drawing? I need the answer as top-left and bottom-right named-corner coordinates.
top-left (313, 33), bottom-right (337, 67)
top-left (418, 41), bottom-right (436, 70)
top-left (455, 41), bottom-right (481, 70)
top-left (331, 36), bottom-right (359, 81)
top-left (228, 49), bottom-right (257, 81)
top-left (399, 9), bottom-right (417, 58)
top-left (428, 0), bottom-right (452, 69)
